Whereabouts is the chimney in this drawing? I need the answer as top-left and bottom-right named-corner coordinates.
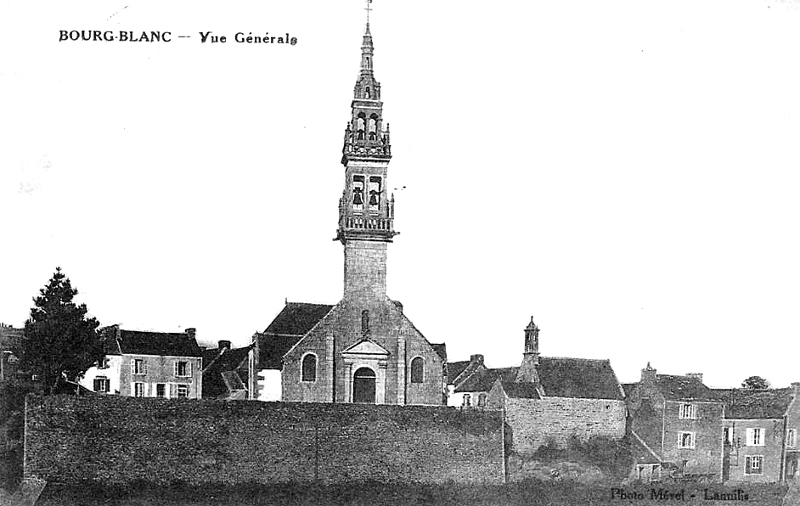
top-left (686, 372), bottom-right (704, 383)
top-left (185, 328), bottom-right (197, 340)
top-left (641, 362), bottom-right (657, 383)
top-left (218, 340), bottom-right (231, 351)
top-left (470, 354), bottom-right (484, 366)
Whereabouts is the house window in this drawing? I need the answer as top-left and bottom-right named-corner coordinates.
top-left (651, 464), bottom-right (661, 481)
top-left (177, 384), bottom-right (189, 398)
top-left (679, 432), bottom-right (695, 449)
top-left (478, 392), bottom-right (487, 407)
top-left (131, 359), bottom-right (146, 375)
top-left (410, 357), bottom-right (423, 384)
top-left (156, 383), bottom-right (166, 398)
top-left (301, 354), bottom-right (317, 382)
top-left (787, 429), bottom-right (797, 448)
top-left (745, 455), bottom-right (764, 475)
top-left (93, 376), bottom-right (110, 393)
top-left (723, 427), bottom-right (733, 445)
top-left (747, 428), bottom-right (764, 446)
top-left (174, 360), bottom-right (191, 378)
top-left (462, 394), bottom-right (471, 407)
top-left (133, 382), bottom-right (145, 397)
top-left (679, 403), bottom-right (696, 419)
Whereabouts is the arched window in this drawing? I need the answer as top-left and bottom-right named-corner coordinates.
top-left (410, 357), bottom-right (423, 384)
top-left (302, 354), bottom-right (317, 382)
top-left (365, 87), bottom-right (371, 99)
top-left (356, 113), bottom-right (366, 140)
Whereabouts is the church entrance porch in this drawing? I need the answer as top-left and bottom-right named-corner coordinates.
top-left (342, 339), bottom-right (389, 404)
top-left (353, 367), bottom-right (376, 403)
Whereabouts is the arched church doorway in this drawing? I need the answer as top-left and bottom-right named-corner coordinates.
top-left (353, 367), bottom-right (376, 403)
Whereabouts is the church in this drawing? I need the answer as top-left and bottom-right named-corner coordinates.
top-left (254, 19), bottom-right (447, 406)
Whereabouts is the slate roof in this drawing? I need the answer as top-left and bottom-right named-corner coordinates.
top-left (0, 325), bottom-right (23, 348)
top-left (714, 387), bottom-right (795, 419)
top-left (454, 357), bottom-right (624, 400)
top-left (256, 302), bottom-right (334, 370)
top-left (447, 360), bottom-right (471, 382)
top-left (202, 345), bottom-right (253, 399)
top-left (101, 328), bottom-right (202, 357)
top-left (431, 343), bottom-right (447, 362)
top-left (256, 333), bottom-right (303, 370)
top-left (537, 357), bottom-right (624, 400)
top-left (622, 383), bottom-right (637, 397)
top-left (500, 381), bottom-right (542, 399)
top-left (455, 367), bottom-right (519, 393)
top-left (653, 374), bottom-right (718, 401)
top-left (264, 302), bottom-right (334, 335)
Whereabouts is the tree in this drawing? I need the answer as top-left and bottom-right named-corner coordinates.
top-left (18, 267), bottom-right (103, 393)
top-left (741, 375), bottom-right (770, 389)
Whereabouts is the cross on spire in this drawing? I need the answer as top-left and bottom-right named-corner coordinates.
top-left (364, 0), bottom-right (372, 25)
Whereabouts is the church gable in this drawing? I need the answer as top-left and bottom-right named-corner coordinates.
top-left (342, 339), bottom-right (390, 356)
top-left (279, 298), bottom-right (444, 405)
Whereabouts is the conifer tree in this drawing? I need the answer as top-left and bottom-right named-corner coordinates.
top-left (19, 267), bottom-right (103, 392)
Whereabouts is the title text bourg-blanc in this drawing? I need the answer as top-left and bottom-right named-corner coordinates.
top-left (59, 31), bottom-right (298, 45)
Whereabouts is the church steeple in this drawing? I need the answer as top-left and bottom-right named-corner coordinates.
top-left (516, 317), bottom-right (541, 384)
top-left (337, 16), bottom-right (396, 303)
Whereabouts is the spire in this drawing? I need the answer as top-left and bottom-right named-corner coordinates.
top-left (516, 316), bottom-right (542, 384)
top-left (360, 23), bottom-right (374, 76)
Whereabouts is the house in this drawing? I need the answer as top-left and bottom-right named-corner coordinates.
top-left (256, 22), bottom-right (447, 406)
top-left (625, 364), bottom-right (725, 482)
top-left (449, 363), bottom-right (517, 409)
top-left (201, 340), bottom-right (257, 400)
top-left (486, 317), bottom-right (627, 454)
top-left (79, 325), bottom-right (203, 399)
top-left (715, 383), bottom-right (800, 483)
top-left (0, 323), bottom-right (23, 382)
top-left (445, 353), bottom-right (488, 407)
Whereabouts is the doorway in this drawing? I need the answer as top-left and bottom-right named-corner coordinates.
top-left (353, 367), bottom-right (376, 403)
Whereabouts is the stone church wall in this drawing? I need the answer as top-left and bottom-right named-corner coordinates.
top-left (504, 397), bottom-right (627, 454)
top-left (282, 300), bottom-right (444, 406)
top-left (24, 395), bottom-right (504, 486)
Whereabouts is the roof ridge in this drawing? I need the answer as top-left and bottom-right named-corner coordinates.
top-left (541, 356), bottom-right (611, 363)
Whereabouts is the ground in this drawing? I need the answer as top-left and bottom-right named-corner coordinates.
top-left (11, 481), bottom-right (788, 506)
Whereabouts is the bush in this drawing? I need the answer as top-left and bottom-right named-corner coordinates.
top-left (528, 435), bottom-right (633, 481)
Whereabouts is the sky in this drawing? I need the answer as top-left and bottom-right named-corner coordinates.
top-left (1, 0), bottom-right (799, 388)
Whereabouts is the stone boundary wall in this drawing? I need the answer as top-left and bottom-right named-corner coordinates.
top-left (24, 395), bottom-right (504, 485)
top-left (505, 397), bottom-right (627, 454)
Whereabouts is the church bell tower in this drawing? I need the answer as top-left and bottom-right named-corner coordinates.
top-left (336, 20), bottom-right (396, 304)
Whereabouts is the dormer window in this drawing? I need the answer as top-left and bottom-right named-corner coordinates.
top-left (352, 175), bottom-right (365, 211)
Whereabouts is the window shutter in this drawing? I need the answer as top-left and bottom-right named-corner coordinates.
top-left (174, 361), bottom-right (178, 377)
top-left (188, 361), bottom-right (193, 377)
top-left (130, 359), bottom-right (135, 375)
